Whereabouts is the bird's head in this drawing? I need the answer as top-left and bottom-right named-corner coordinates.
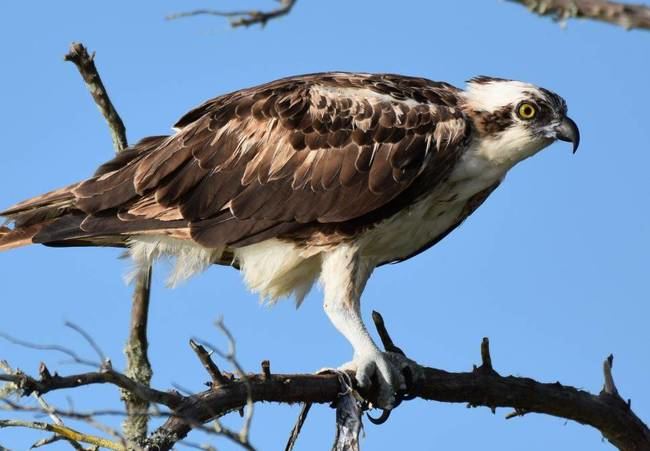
top-left (461, 76), bottom-right (579, 167)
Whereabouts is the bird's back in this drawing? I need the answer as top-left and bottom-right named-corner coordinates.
top-left (1, 72), bottom-right (472, 261)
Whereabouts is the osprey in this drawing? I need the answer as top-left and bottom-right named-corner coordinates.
top-left (0, 73), bottom-right (579, 409)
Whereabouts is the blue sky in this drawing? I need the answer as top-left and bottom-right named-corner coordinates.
top-left (1, 1), bottom-right (649, 449)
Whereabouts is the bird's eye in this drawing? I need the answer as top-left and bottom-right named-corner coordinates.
top-left (517, 102), bottom-right (537, 120)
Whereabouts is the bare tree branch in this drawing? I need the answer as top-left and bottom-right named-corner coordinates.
top-left (30, 434), bottom-right (86, 451)
top-left (166, 0), bottom-right (297, 27)
top-left (140, 315), bottom-right (650, 451)
top-left (0, 332), bottom-right (98, 368)
top-left (139, 362), bottom-right (650, 450)
top-left (64, 41), bottom-right (155, 446)
top-left (0, 419), bottom-right (122, 450)
top-left (0, 361), bottom-right (63, 427)
top-left (63, 42), bottom-right (127, 152)
top-left (166, 0), bottom-right (650, 32)
top-left (1, 400), bottom-right (265, 451)
top-left (3, 314), bottom-right (649, 451)
top-left (0, 361), bottom-right (88, 450)
top-left (507, 0), bottom-right (650, 31)
top-left (65, 321), bottom-right (107, 365)
top-left (0, 366), bottom-right (181, 409)
top-left (191, 319), bottom-right (256, 451)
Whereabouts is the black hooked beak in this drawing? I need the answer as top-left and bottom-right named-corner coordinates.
top-left (554, 116), bottom-right (580, 153)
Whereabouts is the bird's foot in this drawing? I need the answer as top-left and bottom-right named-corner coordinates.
top-left (339, 349), bottom-right (421, 410)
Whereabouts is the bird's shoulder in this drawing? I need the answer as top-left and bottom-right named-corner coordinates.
top-left (71, 72), bottom-right (475, 249)
top-left (173, 71), bottom-right (465, 130)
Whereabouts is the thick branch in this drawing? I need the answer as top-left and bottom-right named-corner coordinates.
top-left (142, 358), bottom-right (649, 451)
top-left (508, 0), bottom-right (650, 31)
top-left (166, 0), bottom-right (297, 27)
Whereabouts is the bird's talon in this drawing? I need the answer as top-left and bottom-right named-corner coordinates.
top-left (340, 350), bottom-right (420, 411)
top-left (367, 409), bottom-right (391, 425)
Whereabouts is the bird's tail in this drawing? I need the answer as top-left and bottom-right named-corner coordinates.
top-left (0, 184), bottom-right (78, 252)
top-left (0, 135), bottom-right (172, 253)
top-left (0, 223), bottom-right (48, 251)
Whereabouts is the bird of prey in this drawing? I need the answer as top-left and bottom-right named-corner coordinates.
top-left (0, 73), bottom-right (579, 409)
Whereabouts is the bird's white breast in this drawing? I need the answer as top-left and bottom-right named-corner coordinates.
top-left (356, 142), bottom-right (506, 264)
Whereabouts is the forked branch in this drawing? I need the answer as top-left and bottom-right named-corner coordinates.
top-left (508, 0), bottom-right (650, 31)
top-left (166, 0), bottom-right (297, 27)
top-left (165, 0), bottom-right (650, 32)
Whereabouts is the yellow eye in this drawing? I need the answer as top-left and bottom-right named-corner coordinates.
top-left (517, 102), bottom-right (537, 120)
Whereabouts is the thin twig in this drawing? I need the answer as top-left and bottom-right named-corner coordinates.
top-left (371, 311), bottom-right (404, 355)
top-left (30, 435), bottom-right (70, 450)
top-left (507, 0), bottom-right (650, 31)
top-left (216, 319), bottom-right (253, 445)
top-left (166, 0), bottom-right (297, 28)
top-left (505, 408), bottom-right (529, 420)
top-left (195, 318), bottom-right (255, 450)
top-left (0, 333), bottom-right (98, 368)
top-left (64, 321), bottom-right (107, 365)
top-left (284, 403), bottom-right (312, 451)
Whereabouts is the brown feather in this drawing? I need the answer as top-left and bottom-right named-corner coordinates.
top-left (0, 224), bottom-right (47, 251)
top-left (1, 72), bottom-right (470, 250)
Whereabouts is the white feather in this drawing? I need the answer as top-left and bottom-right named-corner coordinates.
top-left (463, 79), bottom-right (540, 112)
top-left (461, 79), bottom-right (555, 169)
top-left (128, 236), bottom-right (223, 287)
top-left (234, 239), bottom-right (321, 306)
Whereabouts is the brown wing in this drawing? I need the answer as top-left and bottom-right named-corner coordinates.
top-left (4, 73), bottom-right (471, 249)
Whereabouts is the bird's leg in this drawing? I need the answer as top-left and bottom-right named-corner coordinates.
top-left (320, 245), bottom-right (419, 410)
